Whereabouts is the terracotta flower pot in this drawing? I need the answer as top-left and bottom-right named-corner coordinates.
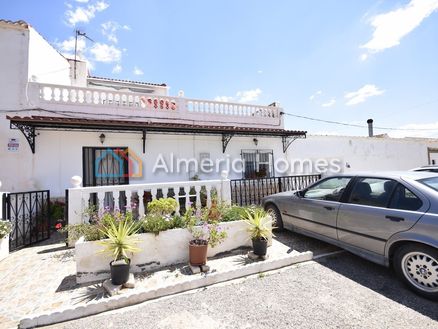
top-left (189, 240), bottom-right (208, 266)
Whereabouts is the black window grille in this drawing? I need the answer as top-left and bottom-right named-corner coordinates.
top-left (241, 150), bottom-right (274, 179)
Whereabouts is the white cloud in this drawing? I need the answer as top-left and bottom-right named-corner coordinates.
top-left (56, 36), bottom-right (86, 54)
top-left (361, 0), bottom-right (438, 56)
top-left (257, 70), bottom-right (263, 74)
top-left (321, 99), bottom-right (336, 108)
top-left (101, 21), bottom-right (130, 44)
top-left (345, 84), bottom-right (384, 106)
top-left (89, 43), bottom-right (122, 63)
top-left (133, 66), bottom-right (144, 75)
top-left (65, 1), bottom-right (109, 26)
top-left (214, 88), bottom-right (262, 103)
top-left (309, 90), bottom-right (322, 101)
top-left (359, 53), bottom-right (368, 61)
top-left (112, 64), bottom-right (122, 74)
top-left (214, 96), bottom-right (235, 102)
top-left (388, 122), bottom-right (438, 138)
top-left (75, 0), bottom-right (90, 2)
top-left (236, 88), bottom-right (262, 103)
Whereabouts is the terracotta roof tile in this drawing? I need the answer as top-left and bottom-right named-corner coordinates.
top-left (0, 19), bottom-right (29, 29)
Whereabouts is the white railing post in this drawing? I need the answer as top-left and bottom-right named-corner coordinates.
top-left (220, 171), bottom-right (231, 205)
top-left (68, 176), bottom-right (83, 225)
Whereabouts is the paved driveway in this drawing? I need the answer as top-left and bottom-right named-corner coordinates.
top-left (46, 234), bottom-right (438, 329)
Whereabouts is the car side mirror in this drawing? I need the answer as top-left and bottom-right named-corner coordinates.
top-left (296, 190), bottom-right (305, 198)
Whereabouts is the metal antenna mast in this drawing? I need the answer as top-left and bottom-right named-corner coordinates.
top-left (74, 30), bottom-right (94, 79)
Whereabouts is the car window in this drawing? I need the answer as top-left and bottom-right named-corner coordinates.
top-left (348, 178), bottom-right (397, 207)
top-left (389, 184), bottom-right (423, 211)
top-left (304, 177), bottom-right (351, 201)
top-left (419, 176), bottom-right (438, 191)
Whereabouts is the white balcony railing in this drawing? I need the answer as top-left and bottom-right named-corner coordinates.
top-left (26, 82), bottom-right (283, 128)
top-left (68, 172), bottom-right (231, 225)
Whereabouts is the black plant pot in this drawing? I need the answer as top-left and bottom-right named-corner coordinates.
top-left (110, 259), bottom-right (130, 285)
top-left (252, 238), bottom-right (268, 256)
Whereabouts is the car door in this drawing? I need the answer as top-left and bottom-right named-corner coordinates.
top-left (337, 177), bottom-right (428, 255)
top-left (282, 176), bottom-right (352, 240)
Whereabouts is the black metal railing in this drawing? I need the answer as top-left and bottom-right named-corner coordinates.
top-left (4, 190), bottom-right (51, 251)
top-left (230, 174), bottom-right (321, 206)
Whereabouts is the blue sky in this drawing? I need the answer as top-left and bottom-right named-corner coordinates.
top-left (2, 0), bottom-right (438, 137)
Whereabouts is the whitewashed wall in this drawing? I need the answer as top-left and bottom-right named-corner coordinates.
top-left (290, 135), bottom-right (438, 173)
top-left (2, 127), bottom-right (438, 197)
top-left (16, 131), bottom-right (284, 196)
top-left (0, 24), bottom-right (33, 192)
top-left (27, 27), bottom-right (71, 85)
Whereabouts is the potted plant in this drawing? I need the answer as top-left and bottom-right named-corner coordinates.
top-left (243, 208), bottom-right (273, 256)
top-left (0, 220), bottom-right (12, 261)
top-left (185, 208), bottom-right (227, 266)
top-left (99, 218), bottom-right (140, 285)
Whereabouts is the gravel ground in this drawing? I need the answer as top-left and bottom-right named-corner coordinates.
top-left (46, 250), bottom-right (438, 329)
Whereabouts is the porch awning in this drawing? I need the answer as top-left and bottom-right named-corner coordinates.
top-left (7, 115), bottom-right (306, 154)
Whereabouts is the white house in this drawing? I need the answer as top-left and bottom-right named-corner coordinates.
top-left (0, 19), bottom-right (308, 199)
top-left (1, 18), bottom-right (438, 201)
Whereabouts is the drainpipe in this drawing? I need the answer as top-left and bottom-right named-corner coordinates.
top-left (367, 119), bottom-right (374, 137)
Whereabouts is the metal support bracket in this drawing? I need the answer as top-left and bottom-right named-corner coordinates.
top-left (222, 133), bottom-right (234, 153)
top-left (282, 135), bottom-right (304, 153)
top-left (142, 129), bottom-right (147, 154)
top-left (10, 122), bottom-right (36, 154)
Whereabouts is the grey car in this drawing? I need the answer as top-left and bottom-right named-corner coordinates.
top-left (263, 171), bottom-right (438, 299)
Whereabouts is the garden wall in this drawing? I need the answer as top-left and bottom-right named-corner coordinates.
top-left (75, 220), bottom-right (265, 283)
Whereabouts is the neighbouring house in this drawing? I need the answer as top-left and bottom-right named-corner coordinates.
top-left (1, 18), bottom-right (438, 201)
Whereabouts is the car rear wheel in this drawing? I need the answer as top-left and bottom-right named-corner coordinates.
top-left (265, 204), bottom-right (283, 230)
top-left (393, 244), bottom-right (438, 300)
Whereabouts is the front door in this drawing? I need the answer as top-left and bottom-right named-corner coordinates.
top-left (82, 147), bottom-right (129, 210)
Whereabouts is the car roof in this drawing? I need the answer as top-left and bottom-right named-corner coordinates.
top-left (328, 171), bottom-right (438, 181)
top-left (410, 165), bottom-right (438, 171)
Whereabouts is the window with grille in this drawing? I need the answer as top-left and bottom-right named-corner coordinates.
top-left (241, 150), bottom-right (274, 179)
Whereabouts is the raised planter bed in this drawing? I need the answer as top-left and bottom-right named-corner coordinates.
top-left (75, 220), bottom-right (267, 283)
top-left (0, 235), bottom-right (9, 262)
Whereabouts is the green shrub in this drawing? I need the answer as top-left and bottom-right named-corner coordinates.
top-left (220, 205), bottom-right (249, 222)
top-left (51, 201), bottom-right (65, 221)
top-left (141, 213), bottom-right (186, 235)
top-left (147, 198), bottom-right (178, 216)
top-left (100, 210), bottom-right (134, 228)
top-left (142, 214), bottom-right (171, 234)
top-left (62, 223), bottom-right (102, 242)
top-left (0, 220), bottom-right (12, 239)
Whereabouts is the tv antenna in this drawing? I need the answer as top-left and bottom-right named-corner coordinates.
top-left (74, 29), bottom-right (94, 79)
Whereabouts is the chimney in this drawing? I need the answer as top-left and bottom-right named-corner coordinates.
top-left (367, 119), bottom-right (374, 137)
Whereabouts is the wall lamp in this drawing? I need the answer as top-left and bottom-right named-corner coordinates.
top-left (99, 133), bottom-right (106, 144)
top-left (253, 138), bottom-right (258, 146)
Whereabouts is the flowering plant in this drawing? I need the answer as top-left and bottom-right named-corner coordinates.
top-left (0, 220), bottom-right (12, 239)
top-left (185, 206), bottom-right (227, 247)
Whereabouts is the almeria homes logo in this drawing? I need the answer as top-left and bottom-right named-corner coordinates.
top-left (95, 148), bottom-right (343, 179)
top-left (95, 148), bottom-right (143, 178)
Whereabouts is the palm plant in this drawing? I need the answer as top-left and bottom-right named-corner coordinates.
top-left (243, 208), bottom-right (273, 240)
top-left (99, 219), bottom-right (141, 263)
